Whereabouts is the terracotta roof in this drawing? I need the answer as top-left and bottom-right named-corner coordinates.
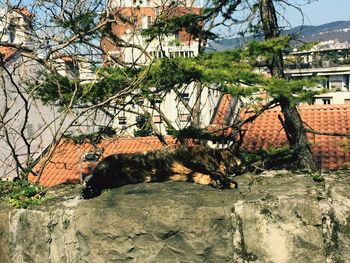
top-left (241, 104), bottom-right (350, 169)
top-left (207, 94), bottom-right (235, 137)
top-left (212, 94), bottom-right (233, 126)
top-left (12, 7), bottom-right (35, 17)
top-left (29, 136), bottom-right (177, 187)
top-left (0, 46), bottom-right (17, 62)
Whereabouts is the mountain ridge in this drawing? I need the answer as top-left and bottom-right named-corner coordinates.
top-left (208, 21), bottom-right (350, 51)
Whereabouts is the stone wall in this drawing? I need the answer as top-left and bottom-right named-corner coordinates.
top-left (1, 172), bottom-right (350, 262)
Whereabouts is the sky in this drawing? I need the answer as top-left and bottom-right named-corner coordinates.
top-left (284, 0), bottom-right (350, 27)
top-left (216, 0), bottom-right (350, 38)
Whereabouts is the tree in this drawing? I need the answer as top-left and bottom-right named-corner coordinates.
top-left (250, 0), bottom-right (318, 170)
top-left (137, 0), bottom-right (320, 170)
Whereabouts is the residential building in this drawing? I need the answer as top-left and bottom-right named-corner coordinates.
top-left (284, 40), bottom-right (350, 105)
top-left (0, 9), bottom-right (111, 179)
top-left (52, 54), bottom-right (96, 84)
top-left (102, 0), bottom-right (201, 65)
top-left (0, 7), bottom-right (34, 46)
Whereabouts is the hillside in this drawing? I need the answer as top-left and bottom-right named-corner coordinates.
top-left (208, 21), bottom-right (350, 51)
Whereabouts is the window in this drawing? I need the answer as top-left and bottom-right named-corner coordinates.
top-left (133, 16), bottom-right (138, 24)
top-left (179, 114), bottom-right (191, 122)
top-left (153, 115), bottom-right (163, 123)
top-left (322, 78), bottom-right (330, 89)
top-left (142, 15), bottom-right (147, 29)
top-left (147, 16), bottom-right (152, 27)
top-left (181, 93), bottom-right (190, 102)
top-left (323, 98), bottom-right (331, 105)
top-left (66, 61), bottom-right (80, 79)
top-left (146, 0), bottom-right (151, 6)
top-left (26, 124), bottom-right (33, 137)
top-left (345, 75), bottom-right (349, 90)
top-left (118, 116), bottom-right (127, 125)
top-left (155, 7), bottom-right (160, 16)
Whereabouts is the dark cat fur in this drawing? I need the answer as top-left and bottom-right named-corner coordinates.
top-left (82, 146), bottom-right (241, 199)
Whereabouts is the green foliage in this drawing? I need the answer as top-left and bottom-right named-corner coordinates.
top-left (168, 126), bottom-right (229, 142)
top-left (143, 58), bottom-right (202, 94)
top-left (265, 77), bottom-right (322, 105)
top-left (33, 36), bottom-right (323, 116)
top-left (240, 151), bottom-right (262, 164)
top-left (309, 173), bottom-right (325, 183)
top-left (134, 116), bottom-right (153, 137)
top-left (56, 11), bottom-right (96, 34)
top-left (242, 146), bottom-right (295, 169)
top-left (198, 51), bottom-right (264, 92)
top-left (0, 179), bottom-right (49, 208)
top-left (264, 146), bottom-right (295, 167)
top-left (142, 13), bottom-right (216, 42)
top-left (31, 67), bottom-right (134, 109)
top-left (30, 72), bottom-right (80, 108)
top-left (169, 126), bottom-right (205, 141)
top-left (299, 41), bottom-right (318, 52)
top-left (243, 36), bottom-right (291, 64)
top-left (91, 67), bottom-right (137, 103)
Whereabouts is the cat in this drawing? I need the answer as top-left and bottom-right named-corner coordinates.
top-left (81, 146), bottom-right (241, 199)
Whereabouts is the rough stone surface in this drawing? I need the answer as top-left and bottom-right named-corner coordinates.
top-left (1, 171), bottom-right (350, 262)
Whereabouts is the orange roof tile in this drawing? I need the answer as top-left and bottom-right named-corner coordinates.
top-left (29, 136), bottom-right (177, 187)
top-left (212, 94), bottom-right (233, 126)
top-left (12, 7), bottom-right (35, 17)
top-left (241, 104), bottom-right (350, 170)
top-left (207, 94), bottom-right (235, 137)
top-left (0, 46), bottom-right (17, 62)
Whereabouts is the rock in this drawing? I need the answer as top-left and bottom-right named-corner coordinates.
top-left (1, 172), bottom-right (350, 262)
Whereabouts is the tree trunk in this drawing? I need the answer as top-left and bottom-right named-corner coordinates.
top-left (279, 97), bottom-right (316, 170)
top-left (258, 0), bottom-right (317, 171)
top-left (192, 81), bottom-right (202, 129)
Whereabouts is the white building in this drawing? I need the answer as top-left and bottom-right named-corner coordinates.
top-left (0, 8), bottom-right (111, 178)
top-left (285, 40), bottom-right (350, 105)
top-left (0, 7), bottom-right (34, 46)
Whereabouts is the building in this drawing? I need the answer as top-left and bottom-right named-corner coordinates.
top-left (0, 7), bottom-right (34, 46)
top-left (284, 40), bottom-right (350, 105)
top-left (0, 8), bottom-right (111, 179)
top-left (52, 54), bottom-right (96, 84)
top-left (102, 0), bottom-right (201, 65)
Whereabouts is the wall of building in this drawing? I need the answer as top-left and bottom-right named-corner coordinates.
top-left (112, 84), bottom-right (222, 135)
top-left (0, 55), bottom-right (112, 178)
